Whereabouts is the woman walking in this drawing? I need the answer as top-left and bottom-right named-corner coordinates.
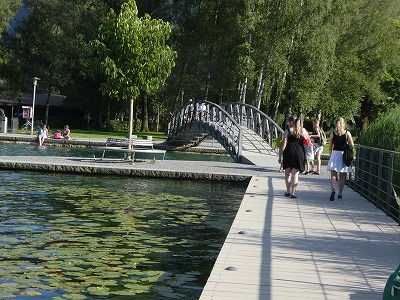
top-left (310, 117), bottom-right (323, 175)
top-left (327, 117), bottom-right (354, 201)
top-left (278, 117), bottom-right (305, 198)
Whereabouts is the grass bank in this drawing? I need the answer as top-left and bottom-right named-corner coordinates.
top-left (71, 130), bottom-right (168, 141)
top-left (18, 129), bottom-right (168, 141)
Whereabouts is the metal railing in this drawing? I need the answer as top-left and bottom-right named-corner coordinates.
top-left (221, 102), bottom-right (284, 152)
top-left (348, 144), bottom-right (400, 225)
top-left (167, 100), bottom-right (243, 162)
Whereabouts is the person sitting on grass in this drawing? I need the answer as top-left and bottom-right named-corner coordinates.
top-left (62, 125), bottom-right (71, 139)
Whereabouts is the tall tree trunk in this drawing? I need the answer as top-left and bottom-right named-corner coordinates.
top-left (156, 106), bottom-right (160, 132)
top-left (133, 96), bottom-right (138, 132)
top-left (45, 92), bottom-right (50, 126)
top-left (172, 51), bottom-right (189, 114)
top-left (128, 97), bottom-right (134, 140)
top-left (106, 102), bottom-right (110, 130)
top-left (218, 88), bottom-right (224, 104)
top-left (204, 73), bottom-right (210, 101)
top-left (240, 76), bottom-right (248, 103)
top-left (141, 92), bottom-right (150, 132)
top-left (255, 66), bottom-right (264, 109)
top-left (271, 70), bottom-right (288, 120)
top-left (237, 80), bottom-right (243, 102)
top-left (127, 97), bottom-right (134, 160)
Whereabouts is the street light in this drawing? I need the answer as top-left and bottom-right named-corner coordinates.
top-left (31, 77), bottom-right (40, 135)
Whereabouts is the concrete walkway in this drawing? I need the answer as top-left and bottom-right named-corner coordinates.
top-left (200, 170), bottom-right (400, 299)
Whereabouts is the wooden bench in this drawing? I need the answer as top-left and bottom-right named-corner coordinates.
top-left (92, 137), bottom-right (166, 161)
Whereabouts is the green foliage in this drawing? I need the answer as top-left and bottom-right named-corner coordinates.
top-left (2, 0), bottom-right (400, 130)
top-left (108, 119), bottom-right (141, 131)
top-left (357, 105), bottom-right (400, 151)
top-left (0, 0), bottom-right (20, 34)
top-left (92, 0), bottom-right (176, 101)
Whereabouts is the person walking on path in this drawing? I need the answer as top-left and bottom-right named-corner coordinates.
top-left (310, 117), bottom-right (323, 175)
top-left (302, 128), bottom-right (314, 175)
top-left (327, 117), bottom-right (354, 201)
top-left (278, 117), bottom-right (306, 198)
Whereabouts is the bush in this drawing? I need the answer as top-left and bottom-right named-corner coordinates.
top-left (108, 120), bottom-right (142, 132)
top-left (357, 106), bottom-right (400, 152)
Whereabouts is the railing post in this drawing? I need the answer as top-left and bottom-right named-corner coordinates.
top-left (367, 150), bottom-right (374, 203)
top-left (376, 151), bottom-right (383, 208)
top-left (385, 154), bottom-right (394, 217)
top-left (360, 147), bottom-right (367, 197)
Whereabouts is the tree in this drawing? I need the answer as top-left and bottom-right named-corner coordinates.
top-left (92, 0), bottom-right (176, 137)
top-left (0, 0), bottom-right (20, 68)
top-left (0, 0), bottom-right (20, 35)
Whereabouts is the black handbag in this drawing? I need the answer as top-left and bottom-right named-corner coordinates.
top-left (343, 131), bottom-right (353, 167)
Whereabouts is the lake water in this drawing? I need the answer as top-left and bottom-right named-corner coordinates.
top-left (0, 143), bottom-right (246, 299)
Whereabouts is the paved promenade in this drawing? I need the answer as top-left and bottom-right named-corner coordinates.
top-left (1, 134), bottom-right (399, 299)
top-left (200, 171), bottom-right (400, 299)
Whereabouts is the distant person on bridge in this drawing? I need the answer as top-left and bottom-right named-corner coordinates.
top-left (327, 117), bottom-right (354, 201)
top-left (278, 117), bottom-right (306, 198)
top-left (186, 99), bottom-right (194, 122)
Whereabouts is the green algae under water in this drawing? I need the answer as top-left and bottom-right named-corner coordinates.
top-left (0, 170), bottom-right (246, 299)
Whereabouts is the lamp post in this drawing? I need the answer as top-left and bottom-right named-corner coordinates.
top-left (31, 77), bottom-right (40, 135)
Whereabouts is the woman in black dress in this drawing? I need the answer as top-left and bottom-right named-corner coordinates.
top-left (278, 118), bottom-right (306, 198)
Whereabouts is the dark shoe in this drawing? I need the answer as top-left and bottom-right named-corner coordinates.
top-left (338, 195), bottom-right (343, 199)
top-left (284, 192), bottom-right (291, 197)
top-left (330, 190), bottom-right (335, 201)
top-left (313, 171), bottom-right (320, 175)
top-left (290, 195), bottom-right (297, 199)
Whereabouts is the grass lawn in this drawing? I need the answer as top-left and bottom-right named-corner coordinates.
top-left (18, 129), bottom-right (168, 141)
top-left (71, 130), bottom-right (168, 141)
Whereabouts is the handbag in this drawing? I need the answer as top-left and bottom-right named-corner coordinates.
top-left (343, 131), bottom-right (353, 167)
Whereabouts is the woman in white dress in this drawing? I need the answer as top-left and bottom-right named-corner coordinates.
top-left (327, 117), bottom-right (354, 201)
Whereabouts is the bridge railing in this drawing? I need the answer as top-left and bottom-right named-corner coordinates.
top-left (347, 145), bottom-right (400, 225)
top-left (221, 102), bottom-right (284, 152)
top-left (167, 100), bottom-right (243, 162)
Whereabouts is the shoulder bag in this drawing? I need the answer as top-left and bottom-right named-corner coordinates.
top-left (343, 131), bottom-right (353, 167)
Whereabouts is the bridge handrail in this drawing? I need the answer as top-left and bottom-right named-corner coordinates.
top-left (221, 102), bottom-right (284, 151)
top-left (348, 144), bottom-right (400, 225)
top-left (167, 100), bottom-right (243, 162)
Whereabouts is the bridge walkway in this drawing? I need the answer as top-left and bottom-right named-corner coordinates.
top-left (239, 126), bottom-right (278, 166)
top-left (200, 153), bottom-right (400, 299)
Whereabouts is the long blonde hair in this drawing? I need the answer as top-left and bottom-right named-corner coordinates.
top-left (335, 117), bottom-right (346, 136)
top-left (293, 118), bottom-right (302, 138)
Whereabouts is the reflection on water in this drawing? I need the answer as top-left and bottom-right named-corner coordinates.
top-left (0, 143), bottom-right (233, 162)
top-left (0, 171), bottom-right (246, 299)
